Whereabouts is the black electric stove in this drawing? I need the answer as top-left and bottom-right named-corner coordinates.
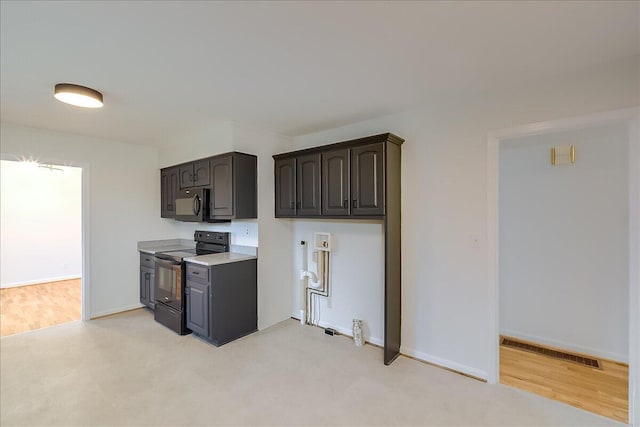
top-left (153, 231), bottom-right (229, 335)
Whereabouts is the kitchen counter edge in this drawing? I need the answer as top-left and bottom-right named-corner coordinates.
top-left (184, 252), bottom-right (258, 267)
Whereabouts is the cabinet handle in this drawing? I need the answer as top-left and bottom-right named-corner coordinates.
top-left (352, 199), bottom-right (357, 208)
top-left (193, 271), bottom-right (200, 275)
top-left (343, 199), bottom-right (348, 209)
top-left (193, 172), bottom-right (198, 182)
top-left (296, 201), bottom-right (301, 210)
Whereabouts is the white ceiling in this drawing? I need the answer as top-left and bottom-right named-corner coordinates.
top-left (1, 1), bottom-right (638, 146)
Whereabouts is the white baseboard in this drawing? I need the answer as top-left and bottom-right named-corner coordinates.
top-left (401, 346), bottom-right (488, 380)
top-left (289, 312), bottom-right (487, 379)
top-left (1, 275), bottom-right (81, 289)
top-left (90, 304), bottom-right (145, 319)
top-left (501, 328), bottom-right (628, 363)
top-left (290, 311), bottom-right (384, 347)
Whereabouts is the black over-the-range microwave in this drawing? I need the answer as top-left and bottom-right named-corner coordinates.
top-left (174, 188), bottom-right (230, 223)
top-left (174, 188), bottom-right (209, 222)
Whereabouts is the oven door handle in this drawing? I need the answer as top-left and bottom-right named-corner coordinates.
top-left (154, 255), bottom-right (182, 266)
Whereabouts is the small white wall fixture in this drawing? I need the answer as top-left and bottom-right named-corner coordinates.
top-left (487, 107), bottom-right (639, 426)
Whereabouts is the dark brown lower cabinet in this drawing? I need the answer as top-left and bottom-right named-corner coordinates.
top-left (185, 259), bottom-right (257, 346)
top-left (139, 253), bottom-right (156, 310)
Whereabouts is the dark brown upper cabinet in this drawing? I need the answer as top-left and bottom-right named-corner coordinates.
top-left (351, 143), bottom-right (384, 216)
top-left (274, 136), bottom-right (393, 219)
top-left (209, 152), bottom-right (257, 221)
top-left (210, 155), bottom-right (233, 217)
top-left (273, 133), bottom-right (403, 366)
top-left (161, 152), bottom-right (256, 221)
top-left (274, 153), bottom-right (321, 217)
top-left (161, 166), bottom-right (179, 218)
top-left (180, 159), bottom-right (211, 188)
top-left (274, 157), bottom-right (296, 217)
top-left (296, 153), bottom-right (321, 216)
top-left (322, 148), bottom-right (350, 216)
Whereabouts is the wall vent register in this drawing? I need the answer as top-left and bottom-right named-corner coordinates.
top-left (501, 337), bottom-right (601, 369)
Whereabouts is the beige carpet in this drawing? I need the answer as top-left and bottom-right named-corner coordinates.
top-left (0, 279), bottom-right (81, 336)
top-left (0, 309), bottom-right (623, 426)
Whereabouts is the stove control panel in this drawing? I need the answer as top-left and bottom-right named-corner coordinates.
top-left (194, 230), bottom-right (230, 245)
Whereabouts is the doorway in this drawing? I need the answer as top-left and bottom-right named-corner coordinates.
top-left (487, 108), bottom-right (639, 425)
top-left (0, 159), bottom-right (83, 335)
top-left (497, 124), bottom-right (629, 422)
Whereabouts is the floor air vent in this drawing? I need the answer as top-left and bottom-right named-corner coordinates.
top-left (500, 337), bottom-right (601, 369)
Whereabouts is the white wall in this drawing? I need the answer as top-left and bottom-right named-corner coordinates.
top-left (292, 220), bottom-right (384, 343)
top-left (158, 121), bottom-right (294, 330)
top-left (0, 160), bottom-right (82, 287)
top-left (290, 56), bottom-right (638, 378)
top-left (499, 124), bottom-right (629, 362)
top-left (0, 123), bottom-right (175, 317)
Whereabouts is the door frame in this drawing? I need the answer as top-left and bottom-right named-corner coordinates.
top-left (486, 107), bottom-right (639, 424)
top-left (0, 154), bottom-right (90, 322)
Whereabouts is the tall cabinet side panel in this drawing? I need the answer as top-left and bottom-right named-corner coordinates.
top-left (384, 141), bottom-right (402, 365)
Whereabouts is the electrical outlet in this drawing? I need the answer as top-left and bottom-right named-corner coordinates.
top-left (245, 228), bottom-right (249, 236)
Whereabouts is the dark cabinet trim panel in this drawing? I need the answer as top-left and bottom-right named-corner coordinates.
top-left (273, 132), bottom-right (403, 365)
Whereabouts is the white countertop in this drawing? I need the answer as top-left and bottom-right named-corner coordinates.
top-left (184, 252), bottom-right (257, 266)
top-left (139, 245), bottom-right (194, 255)
top-left (137, 239), bottom-right (196, 255)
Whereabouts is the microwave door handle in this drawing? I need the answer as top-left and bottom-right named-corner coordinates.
top-left (193, 195), bottom-right (201, 215)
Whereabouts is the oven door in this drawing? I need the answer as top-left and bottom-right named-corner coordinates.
top-left (175, 188), bottom-right (209, 222)
top-left (154, 256), bottom-right (183, 310)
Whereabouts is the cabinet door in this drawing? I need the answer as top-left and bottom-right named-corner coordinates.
top-left (296, 153), bottom-right (321, 216)
top-left (161, 169), bottom-right (170, 217)
top-left (161, 167), bottom-right (179, 218)
top-left (148, 269), bottom-right (156, 309)
top-left (186, 281), bottom-right (210, 338)
top-left (168, 167), bottom-right (179, 216)
top-left (351, 143), bottom-right (384, 215)
top-left (140, 266), bottom-right (154, 308)
top-left (193, 159), bottom-right (211, 187)
top-left (322, 149), bottom-right (350, 216)
top-left (139, 268), bottom-right (148, 306)
top-left (210, 155), bottom-right (234, 217)
top-left (179, 164), bottom-right (194, 188)
top-left (274, 158), bottom-right (296, 216)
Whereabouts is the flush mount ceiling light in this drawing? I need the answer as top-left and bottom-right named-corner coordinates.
top-left (54, 83), bottom-right (103, 108)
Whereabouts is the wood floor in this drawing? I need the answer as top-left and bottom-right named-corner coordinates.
top-left (500, 339), bottom-right (628, 423)
top-left (0, 279), bottom-right (81, 337)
